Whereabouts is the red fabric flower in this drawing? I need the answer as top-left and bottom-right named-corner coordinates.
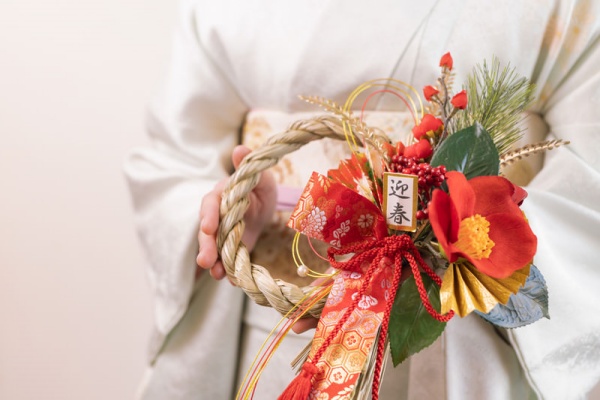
top-left (404, 139), bottom-right (433, 160)
top-left (439, 52), bottom-right (453, 70)
top-left (423, 85), bottom-right (439, 101)
top-left (395, 141), bottom-right (405, 156)
top-left (428, 171), bottom-right (537, 279)
top-left (412, 114), bottom-right (443, 140)
top-left (451, 90), bottom-right (468, 109)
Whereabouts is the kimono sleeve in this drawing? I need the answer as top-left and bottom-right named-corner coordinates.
top-left (123, 0), bottom-right (247, 353)
top-left (507, 4), bottom-right (600, 398)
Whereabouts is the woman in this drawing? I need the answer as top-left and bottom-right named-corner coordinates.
top-left (125, 1), bottom-right (600, 398)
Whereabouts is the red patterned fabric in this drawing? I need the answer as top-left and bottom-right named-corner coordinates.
top-left (287, 172), bottom-right (387, 247)
top-left (287, 172), bottom-right (394, 398)
top-left (308, 266), bottom-right (394, 398)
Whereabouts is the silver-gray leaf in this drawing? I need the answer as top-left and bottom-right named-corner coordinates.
top-left (476, 265), bottom-right (549, 328)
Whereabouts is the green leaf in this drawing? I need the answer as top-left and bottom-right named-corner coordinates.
top-left (431, 123), bottom-right (499, 179)
top-left (388, 273), bottom-right (447, 366)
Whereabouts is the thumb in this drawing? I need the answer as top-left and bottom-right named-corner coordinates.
top-left (232, 145), bottom-right (252, 170)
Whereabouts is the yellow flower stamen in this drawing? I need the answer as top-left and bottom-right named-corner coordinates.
top-left (454, 214), bottom-right (495, 260)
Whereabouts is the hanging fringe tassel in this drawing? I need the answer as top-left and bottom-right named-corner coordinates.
top-left (278, 362), bottom-right (320, 400)
top-left (291, 341), bottom-right (313, 373)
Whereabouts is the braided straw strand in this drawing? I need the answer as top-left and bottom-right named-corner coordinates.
top-left (217, 116), bottom-right (354, 318)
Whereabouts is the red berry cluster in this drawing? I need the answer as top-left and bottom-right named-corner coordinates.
top-left (390, 155), bottom-right (447, 220)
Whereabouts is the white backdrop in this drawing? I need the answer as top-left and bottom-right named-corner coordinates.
top-left (0, 1), bottom-right (176, 399)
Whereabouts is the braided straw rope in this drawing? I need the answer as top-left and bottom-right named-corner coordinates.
top-left (217, 116), bottom-right (357, 318)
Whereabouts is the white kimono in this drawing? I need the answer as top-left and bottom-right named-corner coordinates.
top-left (125, 1), bottom-right (600, 399)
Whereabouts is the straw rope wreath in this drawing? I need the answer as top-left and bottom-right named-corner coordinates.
top-left (217, 115), bottom-right (360, 319)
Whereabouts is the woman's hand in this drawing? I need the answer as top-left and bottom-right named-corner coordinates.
top-left (196, 145), bottom-right (276, 280)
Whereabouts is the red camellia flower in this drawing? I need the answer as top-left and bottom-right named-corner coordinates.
top-left (412, 114), bottom-right (443, 140)
top-left (428, 171), bottom-right (537, 279)
top-left (451, 90), bottom-right (468, 109)
top-left (439, 52), bottom-right (453, 70)
top-left (403, 139), bottom-right (433, 159)
top-left (423, 85), bottom-right (439, 101)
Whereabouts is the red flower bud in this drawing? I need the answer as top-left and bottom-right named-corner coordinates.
top-left (423, 85), bottom-right (440, 101)
top-left (439, 52), bottom-right (453, 70)
top-left (404, 139), bottom-right (433, 160)
top-left (412, 114), bottom-right (443, 140)
top-left (451, 90), bottom-right (468, 110)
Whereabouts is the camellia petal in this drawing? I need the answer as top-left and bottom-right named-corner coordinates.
top-left (476, 213), bottom-right (537, 278)
top-left (511, 183), bottom-right (528, 205)
top-left (429, 171), bottom-right (538, 279)
top-left (445, 171), bottom-right (475, 220)
top-left (429, 190), bottom-right (455, 257)
top-left (469, 175), bottom-right (523, 217)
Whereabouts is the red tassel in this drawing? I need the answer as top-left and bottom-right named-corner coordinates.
top-left (278, 362), bottom-right (319, 400)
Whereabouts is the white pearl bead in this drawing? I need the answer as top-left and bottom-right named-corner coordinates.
top-left (297, 265), bottom-right (309, 277)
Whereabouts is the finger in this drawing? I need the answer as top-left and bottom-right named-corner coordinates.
top-left (232, 145), bottom-right (252, 169)
top-left (197, 230), bottom-right (218, 269)
top-left (197, 184), bottom-right (226, 270)
top-left (199, 188), bottom-right (224, 236)
top-left (209, 260), bottom-right (226, 280)
top-left (232, 145), bottom-right (276, 215)
top-left (254, 168), bottom-right (276, 200)
top-left (291, 317), bottom-right (319, 334)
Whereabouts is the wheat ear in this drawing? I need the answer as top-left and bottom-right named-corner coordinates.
top-left (500, 139), bottom-right (570, 167)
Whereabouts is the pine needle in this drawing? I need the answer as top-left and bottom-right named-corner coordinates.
top-left (500, 139), bottom-right (570, 167)
top-left (455, 58), bottom-right (535, 153)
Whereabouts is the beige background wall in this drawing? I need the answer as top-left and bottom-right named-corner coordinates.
top-left (1, 1), bottom-right (599, 399)
top-left (0, 1), bottom-right (175, 399)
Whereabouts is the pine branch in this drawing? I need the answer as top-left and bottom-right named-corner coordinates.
top-left (500, 139), bottom-right (570, 166)
top-left (455, 58), bottom-right (535, 153)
